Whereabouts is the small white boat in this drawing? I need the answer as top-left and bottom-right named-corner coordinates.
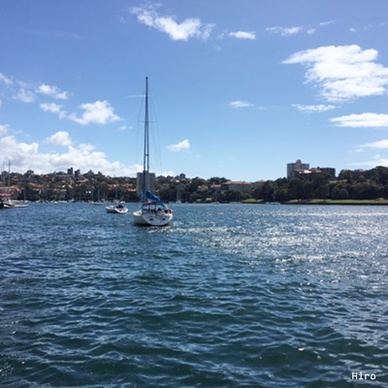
top-left (2, 198), bottom-right (28, 209)
top-left (106, 204), bottom-right (128, 214)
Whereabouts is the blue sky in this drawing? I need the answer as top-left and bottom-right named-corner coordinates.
top-left (1, 0), bottom-right (388, 181)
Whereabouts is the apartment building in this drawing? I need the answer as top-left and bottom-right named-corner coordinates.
top-left (287, 159), bottom-right (310, 179)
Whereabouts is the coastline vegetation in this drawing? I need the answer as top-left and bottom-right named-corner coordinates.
top-left (2, 165), bottom-right (388, 204)
top-left (242, 198), bottom-right (388, 205)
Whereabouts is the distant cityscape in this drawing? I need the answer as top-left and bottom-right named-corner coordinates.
top-left (1, 159), bottom-right (387, 203)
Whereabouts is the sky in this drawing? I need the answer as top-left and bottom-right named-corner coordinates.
top-left (1, 0), bottom-right (388, 181)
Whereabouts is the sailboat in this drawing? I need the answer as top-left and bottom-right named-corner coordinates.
top-left (1, 160), bottom-right (28, 208)
top-left (133, 77), bottom-right (173, 226)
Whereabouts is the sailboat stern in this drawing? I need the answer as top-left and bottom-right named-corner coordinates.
top-left (133, 202), bottom-right (173, 226)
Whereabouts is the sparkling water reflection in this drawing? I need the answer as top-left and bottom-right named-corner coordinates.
top-left (1, 203), bottom-right (387, 387)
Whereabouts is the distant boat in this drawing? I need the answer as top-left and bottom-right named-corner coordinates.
top-left (133, 77), bottom-right (173, 226)
top-left (1, 161), bottom-right (28, 209)
top-left (1, 194), bottom-right (28, 209)
top-left (3, 200), bottom-right (28, 209)
top-left (106, 204), bottom-right (128, 214)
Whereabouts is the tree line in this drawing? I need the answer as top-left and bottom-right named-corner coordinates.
top-left (154, 166), bottom-right (388, 203)
top-left (251, 166), bottom-right (388, 203)
top-left (3, 166), bottom-right (388, 203)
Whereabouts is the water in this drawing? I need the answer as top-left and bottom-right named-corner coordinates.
top-left (1, 203), bottom-right (387, 387)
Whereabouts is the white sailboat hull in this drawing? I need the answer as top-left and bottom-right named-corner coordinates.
top-left (133, 209), bottom-right (173, 226)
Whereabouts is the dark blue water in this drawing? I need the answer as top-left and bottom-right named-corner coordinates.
top-left (1, 203), bottom-right (387, 387)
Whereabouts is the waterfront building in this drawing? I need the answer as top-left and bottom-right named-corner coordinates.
top-left (295, 167), bottom-right (336, 179)
top-left (287, 159), bottom-right (310, 179)
top-left (221, 181), bottom-right (253, 194)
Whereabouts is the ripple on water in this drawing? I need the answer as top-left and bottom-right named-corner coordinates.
top-left (1, 203), bottom-right (388, 386)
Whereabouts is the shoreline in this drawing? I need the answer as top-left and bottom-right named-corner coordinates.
top-left (242, 199), bottom-right (388, 206)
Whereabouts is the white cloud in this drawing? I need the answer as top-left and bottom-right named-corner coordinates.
top-left (0, 124), bottom-right (9, 135)
top-left (331, 113), bottom-right (388, 127)
top-left (41, 100), bottom-right (121, 127)
top-left (0, 135), bottom-right (40, 162)
top-left (1, 132), bottom-right (139, 176)
top-left (0, 73), bottom-right (13, 86)
top-left (168, 139), bottom-right (190, 152)
top-left (40, 102), bottom-right (63, 113)
top-left (229, 31), bottom-right (256, 40)
top-left (38, 84), bottom-right (69, 100)
top-left (283, 45), bottom-right (388, 102)
top-left (45, 131), bottom-right (72, 146)
top-left (293, 104), bottom-right (336, 113)
top-left (350, 22), bottom-right (387, 34)
top-left (229, 100), bottom-right (254, 108)
top-left (350, 154), bottom-right (388, 168)
top-left (360, 139), bottom-right (388, 149)
top-left (0, 73), bottom-right (71, 106)
top-left (320, 20), bottom-right (335, 27)
top-left (15, 88), bottom-right (36, 103)
top-left (130, 5), bottom-right (214, 41)
top-left (66, 100), bottom-right (120, 125)
top-left (266, 26), bottom-right (302, 37)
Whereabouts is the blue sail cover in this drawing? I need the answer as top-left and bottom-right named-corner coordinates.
top-left (146, 190), bottom-right (160, 202)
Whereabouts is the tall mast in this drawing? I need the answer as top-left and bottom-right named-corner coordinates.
top-left (142, 77), bottom-right (150, 199)
top-left (8, 159), bottom-right (11, 191)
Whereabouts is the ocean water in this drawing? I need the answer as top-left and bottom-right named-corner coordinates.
top-left (1, 203), bottom-right (387, 387)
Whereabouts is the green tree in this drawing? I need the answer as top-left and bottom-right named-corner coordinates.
top-left (289, 179), bottom-right (305, 200)
top-left (314, 183), bottom-right (330, 200)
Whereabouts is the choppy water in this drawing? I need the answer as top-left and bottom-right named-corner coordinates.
top-left (1, 203), bottom-right (388, 387)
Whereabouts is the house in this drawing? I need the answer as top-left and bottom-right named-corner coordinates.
top-left (221, 181), bottom-right (253, 194)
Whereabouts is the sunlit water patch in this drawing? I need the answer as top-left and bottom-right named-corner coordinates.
top-left (1, 203), bottom-right (388, 387)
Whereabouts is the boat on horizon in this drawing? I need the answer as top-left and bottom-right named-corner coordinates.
top-left (1, 160), bottom-right (28, 209)
top-left (0, 193), bottom-right (28, 209)
top-left (133, 77), bottom-right (173, 226)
